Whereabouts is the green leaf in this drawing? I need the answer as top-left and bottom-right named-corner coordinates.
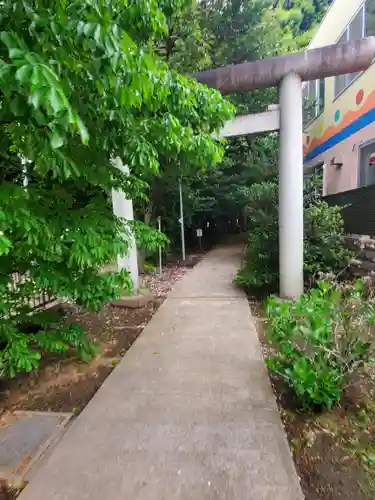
top-left (49, 87), bottom-right (63, 113)
top-left (15, 64), bottom-right (32, 84)
top-left (50, 131), bottom-right (64, 149)
top-left (28, 86), bottom-right (45, 109)
top-left (0, 234), bottom-right (12, 255)
top-left (0, 63), bottom-right (11, 81)
top-left (9, 48), bottom-right (24, 59)
top-left (76, 117), bottom-right (89, 145)
top-left (10, 95), bottom-right (25, 116)
top-left (83, 22), bottom-right (96, 37)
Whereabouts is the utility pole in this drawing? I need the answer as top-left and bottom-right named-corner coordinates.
top-left (157, 216), bottom-right (162, 275)
top-left (178, 178), bottom-right (186, 262)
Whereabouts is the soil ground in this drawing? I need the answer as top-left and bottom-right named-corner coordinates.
top-left (250, 299), bottom-right (375, 500)
top-left (0, 263), bottom-right (192, 418)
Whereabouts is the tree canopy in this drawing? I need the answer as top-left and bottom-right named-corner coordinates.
top-left (0, 0), bottom-right (233, 374)
top-left (273, 0), bottom-right (333, 47)
top-left (142, 0), bottom-right (332, 248)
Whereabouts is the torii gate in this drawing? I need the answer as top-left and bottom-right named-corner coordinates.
top-left (113, 38), bottom-right (375, 300)
top-left (194, 37), bottom-right (375, 299)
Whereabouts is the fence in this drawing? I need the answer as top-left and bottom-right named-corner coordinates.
top-left (324, 184), bottom-right (375, 236)
top-left (9, 273), bottom-right (55, 311)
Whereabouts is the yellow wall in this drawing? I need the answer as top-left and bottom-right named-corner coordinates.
top-left (303, 0), bottom-right (375, 195)
top-left (304, 0), bottom-right (368, 156)
top-left (304, 65), bottom-right (375, 156)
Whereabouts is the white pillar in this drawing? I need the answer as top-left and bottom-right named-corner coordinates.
top-left (279, 73), bottom-right (304, 299)
top-left (178, 178), bottom-right (186, 261)
top-left (157, 216), bottom-right (162, 276)
top-left (111, 158), bottom-right (139, 291)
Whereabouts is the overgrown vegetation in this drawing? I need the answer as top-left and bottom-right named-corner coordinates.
top-left (0, 0), bottom-right (233, 376)
top-left (266, 280), bottom-right (375, 409)
top-left (236, 173), bottom-right (353, 292)
top-left (0, 0), bottom-right (335, 381)
top-left (235, 181), bottom-right (278, 291)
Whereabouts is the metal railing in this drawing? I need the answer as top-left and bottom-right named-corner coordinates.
top-left (8, 273), bottom-right (55, 311)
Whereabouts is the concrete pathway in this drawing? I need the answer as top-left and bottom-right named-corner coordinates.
top-left (20, 246), bottom-right (303, 500)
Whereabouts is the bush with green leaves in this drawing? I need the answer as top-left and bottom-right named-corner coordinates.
top-left (265, 280), bottom-right (375, 409)
top-left (236, 175), bottom-right (353, 292)
top-left (235, 181), bottom-right (278, 291)
top-left (1, 308), bottom-right (98, 378)
top-left (304, 201), bottom-right (352, 282)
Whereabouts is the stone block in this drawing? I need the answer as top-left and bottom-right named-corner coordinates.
top-left (359, 249), bottom-right (375, 261)
top-left (358, 260), bottom-right (375, 272)
top-left (0, 411), bottom-right (72, 482)
top-left (110, 293), bottom-right (155, 309)
top-left (345, 235), bottom-right (362, 250)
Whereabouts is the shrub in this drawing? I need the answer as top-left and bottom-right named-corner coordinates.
top-left (0, 308), bottom-right (98, 378)
top-left (304, 202), bottom-right (352, 282)
top-left (143, 262), bottom-right (156, 273)
top-left (265, 280), bottom-right (375, 409)
top-left (0, 266), bottom-right (128, 377)
top-left (236, 177), bottom-right (353, 292)
top-left (235, 182), bottom-right (278, 291)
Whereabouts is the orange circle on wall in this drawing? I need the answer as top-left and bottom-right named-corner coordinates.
top-left (356, 89), bottom-right (364, 106)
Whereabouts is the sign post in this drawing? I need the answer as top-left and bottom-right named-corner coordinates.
top-left (196, 228), bottom-right (203, 250)
top-left (157, 216), bottom-right (162, 276)
top-left (178, 178), bottom-right (186, 261)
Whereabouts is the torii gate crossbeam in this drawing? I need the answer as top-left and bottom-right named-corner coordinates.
top-left (194, 38), bottom-right (375, 299)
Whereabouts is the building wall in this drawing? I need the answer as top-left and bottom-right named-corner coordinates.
top-left (304, 68), bottom-right (375, 194)
top-left (303, 0), bottom-right (375, 195)
top-left (309, 0), bottom-right (365, 49)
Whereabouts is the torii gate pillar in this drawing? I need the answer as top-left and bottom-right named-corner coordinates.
top-left (279, 73), bottom-right (304, 298)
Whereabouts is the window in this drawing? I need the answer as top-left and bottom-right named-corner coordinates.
top-left (303, 79), bottom-right (325, 127)
top-left (334, 74), bottom-right (346, 97)
top-left (359, 140), bottom-right (375, 187)
top-left (351, 6), bottom-right (364, 40)
top-left (334, 6), bottom-right (365, 98)
top-left (304, 165), bottom-right (324, 198)
top-left (318, 78), bottom-right (325, 114)
top-left (366, 0), bottom-right (375, 36)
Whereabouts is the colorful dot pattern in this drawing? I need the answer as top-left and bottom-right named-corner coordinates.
top-left (356, 89), bottom-right (364, 106)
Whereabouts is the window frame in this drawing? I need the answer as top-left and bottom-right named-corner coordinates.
top-left (303, 79), bottom-right (325, 129)
top-left (333, 3), bottom-right (367, 100)
top-left (357, 137), bottom-right (375, 187)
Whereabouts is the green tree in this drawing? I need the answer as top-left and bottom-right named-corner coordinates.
top-left (186, 0), bottom-right (281, 239)
top-left (134, 1), bottom-right (216, 256)
top-left (0, 0), bottom-right (233, 375)
top-left (135, 0), bottom-right (332, 252)
top-left (273, 0), bottom-right (332, 48)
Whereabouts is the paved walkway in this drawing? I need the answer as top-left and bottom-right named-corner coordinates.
top-left (20, 246), bottom-right (303, 500)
